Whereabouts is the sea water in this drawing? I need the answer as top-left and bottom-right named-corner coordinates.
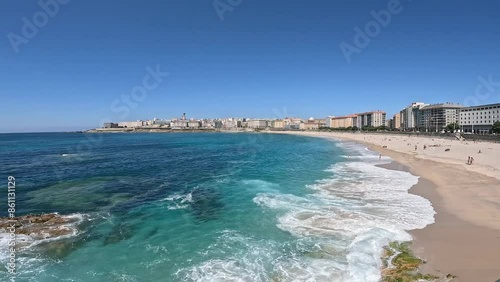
top-left (0, 132), bottom-right (435, 281)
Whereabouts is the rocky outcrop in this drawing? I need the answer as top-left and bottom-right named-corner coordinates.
top-left (0, 213), bottom-right (81, 248)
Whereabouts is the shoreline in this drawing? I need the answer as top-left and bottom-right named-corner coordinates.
top-left (272, 131), bottom-right (500, 281)
top-left (380, 161), bottom-right (500, 281)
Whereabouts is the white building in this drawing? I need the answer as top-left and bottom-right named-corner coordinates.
top-left (152, 119), bottom-right (170, 126)
top-left (325, 116), bottom-right (334, 128)
top-left (170, 120), bottom-right (188, 129)
top-left (223, 118), bottom-right (241, 129)
top-left (400, 102), bottom-right (428, 131)
top-left (188, 121), bottom-right (201, 128)
top-left (201, 119), bottom-right (215, 128)
top-left (118, 121), bottom-right (145, 128)
top-left (459, 103), bottom-right (500, 134)
top-left (247, 119), bottom-right (268, 128)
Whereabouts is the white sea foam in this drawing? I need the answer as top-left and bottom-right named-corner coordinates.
top-left (61, 153), bottom-right (82, 158)
top-left (178, 229), bottom-right (353, 281)
top-left (161, 192), bottom-right (193, 210)
top-left (252, 143), bottom-right (435, 282)
top-left (215, 178), bottom-right (230, 184)
top-left (176, 230), bottom-right (278, 282)
top-left (0, 233), bottom-right (32, 260)
top-left (241, 179), bottom-right (280, 194)
top-left (30, 213), bottom-right (86, 248)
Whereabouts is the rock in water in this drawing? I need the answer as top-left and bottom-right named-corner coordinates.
top-left (0, 213), bottom-right (82, 249)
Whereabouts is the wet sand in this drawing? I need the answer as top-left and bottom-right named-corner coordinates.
top-left (380, 160), bottom-right (500, 282)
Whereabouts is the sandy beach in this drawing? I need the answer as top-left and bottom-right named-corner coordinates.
top-left (275, 131), bottom-right (500, 281)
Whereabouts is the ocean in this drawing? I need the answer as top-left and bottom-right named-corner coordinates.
top-left (0, 132), bottom-right (435, 281)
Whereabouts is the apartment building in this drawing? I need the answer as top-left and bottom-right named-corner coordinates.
top-left (187, 121), bottom-right (201, 128)
top-left (299, 118), bottom-right (321, 130)
top-left (459, 103), bottom-right (500, 133)
top-left (392, 113), bottom-right (401, 130)
top-left (328, 115), bottom-right (357, 128)
top-left (417, 103), bottom-right (463, 132)
top-left (247, 119), bottom-right (268, 128)
top-left (356, 111), bottom-right (386, 128)
top-left (273, 120), bottom-right (285, 129)
top-left (400, 102), bottom-right (428, 131)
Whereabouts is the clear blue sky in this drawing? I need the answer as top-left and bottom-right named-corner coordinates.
top-left (1, 0), bottom-right (499, 132)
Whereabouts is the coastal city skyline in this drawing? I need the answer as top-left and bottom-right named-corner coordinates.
top-left (94, 100), bottom-right (500, 134)
top-left (2, 0), bottom-right (500, 132)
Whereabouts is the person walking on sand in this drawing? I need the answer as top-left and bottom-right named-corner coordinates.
top-left (470, 157), bottom-right (474, 165)
top-left (379, 154), bottom-right (382, 160)
top-left (415, 145), bottom-right (417, 151)
top-left (467, 156), bottom-right (471, 165)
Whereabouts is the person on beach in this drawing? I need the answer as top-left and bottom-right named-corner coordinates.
top-left (470, 157), bottom-right (474, 165)
top-left (415, 145), bottom-right (417, 151)
top-left (467, 156), bottom-right (471, 165)
top-left (379, 154), bottom-right (381, 160)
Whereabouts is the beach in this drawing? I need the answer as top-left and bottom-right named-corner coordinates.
top-left (279, 131), bottom-right (500, 281)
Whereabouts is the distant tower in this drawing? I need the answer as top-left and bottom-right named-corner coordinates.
top-left (182, 113), bottom-right (186, 120)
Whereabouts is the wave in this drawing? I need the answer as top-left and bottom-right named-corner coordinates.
top-left (251, 145), bottom-right (435, 281)
top-left (175, 230), bottom-right (280, 282)
top-left (160, 192), bottom-right (193, 210)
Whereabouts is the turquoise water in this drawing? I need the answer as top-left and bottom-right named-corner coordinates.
top-left (0, 133), bottom-right (434, 281)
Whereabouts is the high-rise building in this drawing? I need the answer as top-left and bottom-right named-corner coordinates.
top-left (417, 103), bottom-right (463, 132)
top-left (356, 111), bottom-right (386, 128)
top-left (327, 115), bottom-right (357, 128)
top-left (459, 103), bottom-right (500, 134)
top-left (400, 102), bottom-right (428, 131)
top-left (327, 112), bottom-right (386, 129)
top-left (392, 113), bottom-right (401, 130)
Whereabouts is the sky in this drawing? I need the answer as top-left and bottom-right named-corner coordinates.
top-left (1, 0), bottom-right (500, 132)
